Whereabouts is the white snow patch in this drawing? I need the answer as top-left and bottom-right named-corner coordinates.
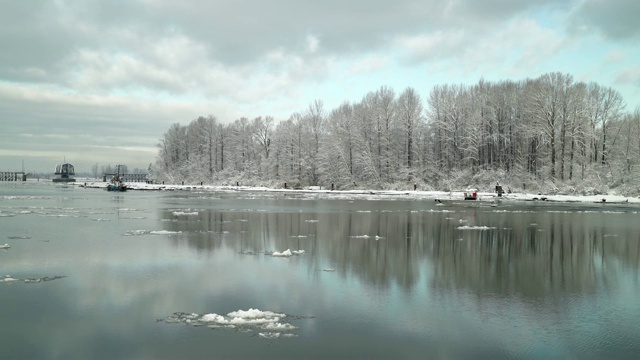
top-left (0, 244), bottom-right (10, 249)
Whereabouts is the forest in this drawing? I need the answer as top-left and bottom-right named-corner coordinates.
top-left (152, 72), bottom-right (640, 195)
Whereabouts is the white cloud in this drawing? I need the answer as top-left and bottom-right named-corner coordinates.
top-left (306, 35), bottom-right (320, 53)
top-left (1, 0), bottom-right (639, 172)
top-left (347, 55), bottom-right (391, 77)
top-left (568, 0), bottom-right (640, 40)
top-left (396, 30), bottom-right (467, 64)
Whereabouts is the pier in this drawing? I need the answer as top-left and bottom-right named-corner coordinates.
top-left (103, 173), bottom-right (149, 183)
top-left (0, 172), bottom-right (26, 181)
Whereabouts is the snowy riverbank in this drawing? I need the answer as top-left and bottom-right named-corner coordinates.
top-left (75, 180), bottom-right (640, 205)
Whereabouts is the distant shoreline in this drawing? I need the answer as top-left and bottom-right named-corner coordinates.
top-left (70, 180), bottom-right (640, 205)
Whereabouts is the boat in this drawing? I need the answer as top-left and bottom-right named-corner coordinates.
top-left (52, 163), bottom-right (76, 182)
top-left (106, 165), bottom-right (127, 192)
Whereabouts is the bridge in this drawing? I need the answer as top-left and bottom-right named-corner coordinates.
top-left (0, 172), bottom-right (26, 181)
top-left (103, 173), bottom-right (149, 183)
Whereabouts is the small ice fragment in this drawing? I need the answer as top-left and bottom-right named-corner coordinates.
top-left (272, 249), bottom-right (293, 257)
top-left (2, 275), bottom-right (18, 283)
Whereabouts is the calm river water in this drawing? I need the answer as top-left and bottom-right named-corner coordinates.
top-left (1, 181), bottom-right (639, 359)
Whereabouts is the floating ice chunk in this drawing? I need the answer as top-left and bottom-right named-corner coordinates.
top-left (229, 316), bottom-right (278, 325)
top-left (201, 313), bottom-right (228, 323)
top-left (161, 308), bottom-right (303, 339)
top-left (322, 268), bottom-right (335, 272)
top-left (350, 235), bottom-right (370, 239)
top-left (292, 250), bottom-right (305, 255)
top-left (0, 244), bottom-right (10, 249)
top-left (262, 322), bottom-right (298, 331)
top-left (172, 211), bottom-right (199, 216)
top-left (124, 230), bottom-right (148, 236)
top-left (457, 226), bottom-right (496, 230)
top-left (227, 309), bottom-right (285, 319)
top-left (272, 249), bottom-right (293, 257)
top-left (149, 230), bottom-right (182, 235)
top-left (2, 275), bottom-right (18, 283)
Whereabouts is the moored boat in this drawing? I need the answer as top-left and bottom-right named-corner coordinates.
top-left (106, 165), bottom-right (127, 192)
top-left (53, 163), bottom-right (76, 182)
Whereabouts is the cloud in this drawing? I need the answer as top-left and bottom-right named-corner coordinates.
top-left (569, 0), bottom-right (640, 39)
top-left (1, 0), bottom-right (638, 172)
top-left (615, 67), bottom-right (640, 87)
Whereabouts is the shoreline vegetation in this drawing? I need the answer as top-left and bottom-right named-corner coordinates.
top-left (151, 73), bottom-right (640, 202)
top-left (73, 180), bottom-right (639, 205)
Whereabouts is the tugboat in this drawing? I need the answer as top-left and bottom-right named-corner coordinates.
top-left (53, 163), bottom-right (76, 182)
top-left (107, 165), bottom-right (127, 192)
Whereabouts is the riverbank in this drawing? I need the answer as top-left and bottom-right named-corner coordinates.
top-left (75, 180), bottom-right (640, 205)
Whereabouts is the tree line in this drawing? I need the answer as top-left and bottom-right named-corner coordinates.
top-left (152, 72), bottom-right (640, 194)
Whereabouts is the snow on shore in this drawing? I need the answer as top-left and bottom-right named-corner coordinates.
top-left (75, 181), bottom-right (640, 204)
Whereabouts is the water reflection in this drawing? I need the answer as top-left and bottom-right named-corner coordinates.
top-left (159, 200), bottom-right (640, 301)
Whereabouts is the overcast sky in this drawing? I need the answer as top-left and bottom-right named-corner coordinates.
top-left (1, 0), bottom-right (639, 174)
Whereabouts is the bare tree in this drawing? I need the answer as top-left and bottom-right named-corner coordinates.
top-left (397, 87), bottom-right (423, 177)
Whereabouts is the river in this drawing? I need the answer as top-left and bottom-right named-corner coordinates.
top-left (1, 181), bottom-right (639, 359)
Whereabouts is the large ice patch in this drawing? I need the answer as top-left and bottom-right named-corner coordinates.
top-left (160, 308), bottom-right (310, 339)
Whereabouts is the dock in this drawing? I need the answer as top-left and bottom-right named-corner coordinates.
top-left (0, 172), bottom-right (26, 181)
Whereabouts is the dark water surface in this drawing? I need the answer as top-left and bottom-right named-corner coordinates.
top-left (1, 181), bottom-right (639, 359)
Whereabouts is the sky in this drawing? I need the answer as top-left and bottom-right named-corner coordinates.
top-left (1, 0), bottom-right (639, 174)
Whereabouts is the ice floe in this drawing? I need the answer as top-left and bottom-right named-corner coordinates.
top-left (2, 275), bottom-right (66, 284)
top-left (270, 249), bottom-right (305, 257)
top-left (160, 308), bottom-right (309, 339)
top-left (272, 249), bottom-right (292, 257)
top-left (0, 243), bottom-right (10, 249)
top-left (172, 211), bottom-right (199, 216)
top-left (457, 225), bottom-right (497, 230)
top-left (124, 230), bottom-right (183, 236)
